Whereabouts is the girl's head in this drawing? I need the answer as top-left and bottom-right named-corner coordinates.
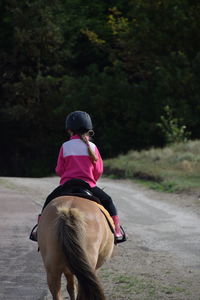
top-left (65, 111), bottom-right (93, 135)
top-left (66, 111), bottom-right (97, 162)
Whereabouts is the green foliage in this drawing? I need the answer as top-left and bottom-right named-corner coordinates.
top-left (157, 106), bottom-right (191, 144)
top-left (1, 0), bottom-right (200, 176)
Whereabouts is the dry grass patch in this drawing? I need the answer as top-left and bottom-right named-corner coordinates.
top-left (104, 140), bottom-right (200, 193)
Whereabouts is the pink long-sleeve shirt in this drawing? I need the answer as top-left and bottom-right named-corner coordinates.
top-left (55, 135), bottom-right (103, 187)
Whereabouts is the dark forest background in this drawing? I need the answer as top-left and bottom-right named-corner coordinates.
top-left (1, 0), bottom-right (200, 177)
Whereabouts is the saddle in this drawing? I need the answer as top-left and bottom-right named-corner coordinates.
top-left (58, 180), bottom-right (126, 243)
top-left (30, 179), bottom-right (115, 243)
top-left (55, 179), bottom-right (115, 236)
top-left (59, 179), bottom-right (101, 204)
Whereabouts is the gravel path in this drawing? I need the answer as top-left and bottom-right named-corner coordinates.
top-left (0, 176), bottom-right (200, 299)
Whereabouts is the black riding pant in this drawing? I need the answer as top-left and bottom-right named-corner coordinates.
top-left (42, 185), bottom-right (117, 216)
top-left (42, 185), bottom-right (63, 211)
top-left (91, 186), bottom-right (117, 216)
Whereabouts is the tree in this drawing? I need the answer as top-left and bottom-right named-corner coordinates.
top-left (1, 0), bottom-right (200, 176)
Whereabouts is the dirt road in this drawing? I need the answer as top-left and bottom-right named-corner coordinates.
top-left (0, 176), bottom-right (200, 299)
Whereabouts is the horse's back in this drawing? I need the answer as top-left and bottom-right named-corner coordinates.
top-left (38, 196), bottom-right (114, 269)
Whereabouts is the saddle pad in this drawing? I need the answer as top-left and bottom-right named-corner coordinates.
top-left (96, 203), bottom-right (115, 232)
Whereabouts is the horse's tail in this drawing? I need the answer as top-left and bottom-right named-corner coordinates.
top-left (57, 207), bottom-right (106, 300)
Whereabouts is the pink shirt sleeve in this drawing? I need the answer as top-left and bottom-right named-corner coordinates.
top-left (55, 146), bottom-right (65, 177)
top-left (93, 146), bottom-right (103, 181)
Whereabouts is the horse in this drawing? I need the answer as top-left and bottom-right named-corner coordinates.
top-left (37, 195), bottom-right (115, 300)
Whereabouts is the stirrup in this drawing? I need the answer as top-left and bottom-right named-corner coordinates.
top-left (29, 224), bottom-right (38, 242)
top-left (115, 226), bottom-right (128, 244)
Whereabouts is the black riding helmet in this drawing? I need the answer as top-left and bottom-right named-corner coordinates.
top-left (65, 111), bottom-right (93, 134)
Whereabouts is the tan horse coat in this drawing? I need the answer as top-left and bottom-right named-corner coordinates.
top-left (37, 196), bottom-right (115, 300)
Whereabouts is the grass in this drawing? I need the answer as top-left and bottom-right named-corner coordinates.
top-left (104, 140), bottom-right (200, 194)
top-left (0, 178), bottom-right (19, 190)
top-left (114, 274), bottom-right (156, 297)
top-left (100, 270), bottom-right (187, 300)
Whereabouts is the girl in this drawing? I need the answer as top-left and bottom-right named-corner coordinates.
top-left (30, 111), bottom-right (127, 243)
